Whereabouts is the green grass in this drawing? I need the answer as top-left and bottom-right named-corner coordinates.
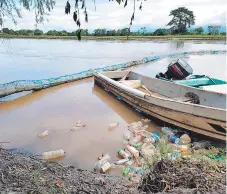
top-left (0, 34), bottom-right (226, 40)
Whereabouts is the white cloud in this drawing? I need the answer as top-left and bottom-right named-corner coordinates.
top-left (2, 0), bottom-right (226, 31)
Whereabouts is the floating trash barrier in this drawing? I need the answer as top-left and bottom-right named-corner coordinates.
top-left (0, 49), bottom-right (226, 98)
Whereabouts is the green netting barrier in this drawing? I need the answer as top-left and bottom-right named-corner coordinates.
top-left (0, 49), bottom-right (226, 98)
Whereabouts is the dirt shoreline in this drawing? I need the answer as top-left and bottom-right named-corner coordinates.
top-left (0, 147), bottom-right (139, 193)
top-left (0, 35), bottom-right (226, 41)
top-left (1, 146), bottom-right (226, 194)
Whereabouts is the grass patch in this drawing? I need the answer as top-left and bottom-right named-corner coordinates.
top-left (0, 34), bottom-right (226, 40)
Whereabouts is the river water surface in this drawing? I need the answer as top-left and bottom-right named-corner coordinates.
top-left (0, 39), bottom-right (226, 170)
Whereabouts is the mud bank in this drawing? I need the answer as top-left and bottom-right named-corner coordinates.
top-left (0, 147), bottom-right (138, 193)
top-left (1, 146), bottom-right (226, 194)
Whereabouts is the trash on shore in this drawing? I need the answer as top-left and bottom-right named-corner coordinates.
top-left (93, 120), bottom-right (226, 190)
top-left (38, 130), bottom-right (49, 138)
top-left (42, 149), bottom-right (65, 160)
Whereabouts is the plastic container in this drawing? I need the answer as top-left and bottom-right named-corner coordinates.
top-left (115, 158), bottom-right (129, 165)
top-left (122, 167), bottom-right (131, 176)
top-left (100, 162), bottom-right (111, 173)
top-left (118, 149), bottom-right (130, 159)
top-left (109, 122), bottom-right (119, 129)
top-left (129, 121), bottom-right (143, 131)
top-left (143, 137), bottom-right (156, 144)
top-left (123, 127), bottom-right (131, 140)
top-left (126, 145), bottom-right (139, 158)
top-left (161, 127), bottom-right (175, 137)
top-left (125, 159), bottom-right (135, 165)
top-left (140, 125), bottom-right (148, 131)
top-left (94, 154), bottom-right (111, 170)
top-left (134, 142), bottom-right (143, 148)
top-left (130, 135), bottom-right (143, 145)
top-left (180, 134), bottom-right (191, 144)
top-left (152, 131), bottom-right (160, 137)
top-left (42, 149), bottom-right (65, 160)
top-left (180, 145), bottom-right (188, 152)
top-left (39, 130), bottom-right (49, 138)
top-left (170, 136), bottom-right (180, 144)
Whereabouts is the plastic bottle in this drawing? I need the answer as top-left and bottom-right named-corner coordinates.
top-left (76, 120), bottom-right (82, 127)
top-left (109, 122), bottom-right (119, 129)
top-left (129, 121), bottom-right (143, 131)
top-left (125, 159), bottom-right (135, 166)
top-left (130, 135), bottom-right (143, 145)
top-left (143, 137), bottom-right (156, 144)
top-left (160, 135), bottom-right (168, 143)
top-left (161, 127), bottom-right (175, 137)
top-left (94, 154), bottom-right (111, 170)
top-left (100, 162), bottom-right (111, 173)
top-left (118, 149), bottom-right (130, 159)
top-left (122, 167), bottom-right (131, 176)
top-left (134, 142), bottom-right (144, 148)
top-left (140, 125), bottom-right (148, 131)
top-left (39, 130), bottom-right (49, 138)
top-left (115, 158), bottom-right (129, 165)
top-left (42, 149), bottom-right (65, 160)
top-left (123, 127), bottom-right (131, 140)
top-left (169, 136), bottom-right (180, 144)
top-left (126, 145), bottom-right (139, 158)
top-left (179, 134), bottom-right (191, 144)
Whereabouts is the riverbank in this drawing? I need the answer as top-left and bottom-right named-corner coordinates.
top-left (0, 147), bottom-right (138, 193)
top-left (1, 143), bottom-right (226, 193)
top-left (0, 34), bottom-right (226, 40)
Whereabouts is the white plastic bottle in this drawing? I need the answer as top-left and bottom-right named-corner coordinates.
top-left (42, 149), bottom-right (65, 160)
top-left (115, 158), bottom-right (129, 165)
top-left (109, 122), bottom-right (119, 129)
top-left (39, 130), bottom-right (49, 138)
top-left (94, 154), bottom-right (111, 170)
top-left (100, 162), bottom-right (111, 173)
top-left (118, 149), bottom-right (130, 159)
top-left (126, 145), bottom-right (139, 158)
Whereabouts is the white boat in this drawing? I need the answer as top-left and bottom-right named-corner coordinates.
top-left (94, 70), bottom-right (226, 140)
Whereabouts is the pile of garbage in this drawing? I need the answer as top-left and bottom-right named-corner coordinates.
top-left (93, 119), bottom-right (226, 187)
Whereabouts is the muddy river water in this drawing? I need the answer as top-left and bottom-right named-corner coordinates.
top-left (0, 39), bottom-right (226, 170)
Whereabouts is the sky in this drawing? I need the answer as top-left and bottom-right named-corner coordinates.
top-left (2, 0), bottom-right (227, 32)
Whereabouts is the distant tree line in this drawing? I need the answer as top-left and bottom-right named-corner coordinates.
top-left (0, 25), bottom-right (225, 37)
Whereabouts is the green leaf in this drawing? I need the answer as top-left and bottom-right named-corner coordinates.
top-left (116, 0), bottom-right (121, 4)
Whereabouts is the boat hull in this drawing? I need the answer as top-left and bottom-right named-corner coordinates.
top-left (94, 75), bottom-right (226, 141)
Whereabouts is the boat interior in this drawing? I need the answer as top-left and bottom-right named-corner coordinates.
top-left (99, 71), bottom-right (226, 109)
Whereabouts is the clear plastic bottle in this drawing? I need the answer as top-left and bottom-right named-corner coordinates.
top-left (123, 127), bottom-right (131, 140)
top-left (115, 158), bottom-right (129, 165)
top-left (129, 121), bottom-right (143, 131)
top-left (130, 135), bottom-right (143, 145)
top-left (161, 127), bottom-right (175, 137)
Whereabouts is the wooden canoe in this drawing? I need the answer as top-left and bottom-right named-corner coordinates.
top-left (93, 70), bottom-right (226, 140)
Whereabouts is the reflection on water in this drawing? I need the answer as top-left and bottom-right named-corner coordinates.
top-left (0, 39), bottom-right (226, 83)
top-left (0, 77), bottom-right (160, 170)
top-left (0, 39), bottom-right (226, 170)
